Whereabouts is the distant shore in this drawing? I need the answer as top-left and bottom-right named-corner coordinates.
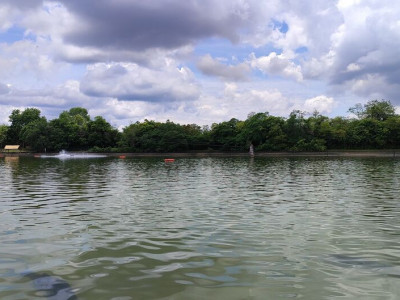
top-left (1, 150), bottom-right (400, 158)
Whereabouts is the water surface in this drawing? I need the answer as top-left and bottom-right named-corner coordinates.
top-left (1, 156), bottom-right (400, 299)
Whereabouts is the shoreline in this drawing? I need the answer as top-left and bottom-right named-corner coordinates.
top-left (1, 150), bottom-right (400, 158)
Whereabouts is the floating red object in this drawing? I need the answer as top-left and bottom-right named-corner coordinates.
top-left (119, 155), bottom-right (126, 159)
top-left (164, 158), bottom-right (175, 163)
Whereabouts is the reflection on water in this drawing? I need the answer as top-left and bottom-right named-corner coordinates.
top-left (1, 157), bottom-right (400, 299)
top-left (4, 156), bottom-right (19, 165)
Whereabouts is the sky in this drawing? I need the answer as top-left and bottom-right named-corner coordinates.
top-left (0, 0), bottom-right (399, 129)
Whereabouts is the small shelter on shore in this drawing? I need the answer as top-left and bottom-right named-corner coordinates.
top-left (4, 145), bottom-right (20, 152)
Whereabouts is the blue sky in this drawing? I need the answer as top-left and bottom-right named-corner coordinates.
top-left (0, 0), bottom-right (399, 129)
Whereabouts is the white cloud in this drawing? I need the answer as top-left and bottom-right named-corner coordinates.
top-left (250, 52), bottom-right (303, 82)
top-left (341, 74), bottom-right (400, 101)
top-left (80, 61), bottom-right (200, 103)
top-left (337, 0), bottom-right (362, 10)
top-left (0, 5), bottom-right (14, 32)
top-left (0, 0), bottom-right (400, 128)
top-left (0, 82), bottom-right (10, 94)
top-left (191, 83), bottom-right (295, 124)
top-left (0, 80), bottom-right (93, 108)
top-left (101, 82), bottom-right (300, 126)
top-left (346, 63), bottom-right (361, 72)
top-left (303, 95), bottom-right (336, 114)
top-left (302, 51), bottom-right (335, 79)
top-left (273, 13), bottom-right (309, 51)
top-left (330, 1), bottom-right (400, 84)
top-left (197, 54), bottom-right (250, 81)
top-left (0, 39), bottom-right (72, 89)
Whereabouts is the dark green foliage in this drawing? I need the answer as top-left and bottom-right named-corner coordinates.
top-left (285, 110), bottom-right (308, 150)
top-left (120, 120), bottom-right (192, 152)
top-left (4, 107), bottom-right (118, 152)
top-left (20, 117), bottom-right (49, 152)
top-left (88, 116), bottom-right (120, 148)
top-left (2, 100), bottom-right (400, 153)
top-left (0, 125), bottom-right (8, 148)
top-left (6, 108), bottom-right (42, 145)
top-left (56, 108), bottom-right (91, 150)
top-left (348, 99), bottom-right (395, 121)
top-left (346, 118), bottom-right (388, 149)
top-left (210, 118), bottom-right (243, 151)
top-left (240, 113), bottom-right (287, 151)
top-left (384, 116), bottom-right (400, 148)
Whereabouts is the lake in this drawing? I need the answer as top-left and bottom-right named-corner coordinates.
top-left (1, 156), bottom-right (400, 299)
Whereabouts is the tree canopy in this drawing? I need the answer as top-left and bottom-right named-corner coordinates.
top-left (1, 100), bottom-right (400, 152)
top-left (349, 100), bottom-right (395, 121)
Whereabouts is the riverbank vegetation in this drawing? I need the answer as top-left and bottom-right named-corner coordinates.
top-left (1, 100), bottom-right (399, 153)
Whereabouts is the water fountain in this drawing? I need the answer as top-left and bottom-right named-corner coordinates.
top-left (41, 150), bottom-right (107, 159)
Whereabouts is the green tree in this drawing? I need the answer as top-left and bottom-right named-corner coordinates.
top-left (120, 120), bottom-right (159, 151)
top-left (88, 116), bottom-right (119, 149)
top-left (240, 112), bottom-right (287, 151)
top-left (7, 108), bottom-right (42, 145)
top-left (285, 110), bottom-right (307, 150)
top-left (240, 112), bottom-right (269, 148)
top-left (120, 120), bottom-right (191, 152)
top-left (210, 118), bottom-right (242, 151)
top-left (384, 116), bottom-right (400, 148)
top-left (348, 100), bottom-right (395, 121)
top-left (157, 121), bottom-right (189, 152)
top-left (364, 100), bottom-right (395, 121)
top-left (348, 103), bottom-right (365, 119)
top-left (0, 124), bottom-right (8, 148)
top-left (20, 117), bottom-right (48, 152)
top-left (327, 117), bottom-right (350, 149)
top-left (182, 124), bottom-right (209, 150)
top-left (346, 118), bottom-right (388, 149)
top-left (50, 107), bottom-right (91, 150)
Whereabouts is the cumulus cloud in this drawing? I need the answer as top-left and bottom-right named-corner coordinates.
top-left (0, 80), bottom-right (104, 124)
top-left (194, 83), bottom-right (296, 122)
top-left (197, 54), bottom-right (250, 81)
top-left (0, 0), bottom-right (399, 126)
top-left (88, 99), bottom-right (168, 130)
top-left (0, 39), bottom-right (72, 90)
top-left (336, 74), bottom-right (400, 102)
top-left (302, 51), bottom-right (335, 79)
top-left (103, 83), bottom-right (300, 127)
top-left (2, 0), bottom-right (286, 64)
top-left (0, 105), bottom-right (13, 124)
top-left (0, 6), bottom-right (14, 32)
top-left (0, 0), bottom-right (45, 34)
top-left (330, 2), bottom-right (400, 83)
top-left (279, 2), bottom-right (341, 54)
top-left (0, 80), bottom-right (93, 108)
top-left (0, 82), bottom-right (10, 94)
top-left (80, 61), bottom-right (200, 102)
top-left (300, 1), bottom-right (400, 105)
top-left (250, 52), bottom-right (303, 82)
top-left (0, 0), bottom-right (42, 10)
top-left (303, 95), bottom-right (336, 114)
top-left (49, 0), bottom-right (258, 51)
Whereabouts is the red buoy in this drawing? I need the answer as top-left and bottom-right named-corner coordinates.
top-left (119, 155), bottom-right (126, 159)
top-left (164, 158), bottom-right (175, 163)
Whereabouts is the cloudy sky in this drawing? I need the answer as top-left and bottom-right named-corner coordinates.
top-left (0, 0), bottom-right (399, 128)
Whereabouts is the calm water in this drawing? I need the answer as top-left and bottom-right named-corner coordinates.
top-left (1, 156), bottom-right (400, 299)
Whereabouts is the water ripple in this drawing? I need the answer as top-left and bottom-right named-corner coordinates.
top-left (1, 157), bottom-right (400, 299)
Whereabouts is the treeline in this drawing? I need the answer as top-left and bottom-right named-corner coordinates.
top-left (1, 100), bottom-right (400, 153)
